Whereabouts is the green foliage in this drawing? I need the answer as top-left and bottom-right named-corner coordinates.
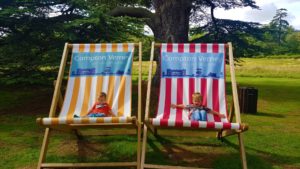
top-left (0, 0), bottom-right (146, 85)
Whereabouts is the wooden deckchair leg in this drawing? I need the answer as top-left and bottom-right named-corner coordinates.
top-left (141, 125), bottom-right (148, 169)
top-left (37, 128), bottom-right (51, 169)
top-left (238, 133), bottom-right (247, 169)
top-left (137, 122), bottom-right (142, 169)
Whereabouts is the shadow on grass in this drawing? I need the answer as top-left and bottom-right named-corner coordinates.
top-left (247, 111), bottom-right (285, 118)
top-left (146, 134), bottom-right (233, 168)
top-left (223, 138), bottom-right (300, 168)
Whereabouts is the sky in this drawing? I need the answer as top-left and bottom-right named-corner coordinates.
top-left (215, 0), bottom-right (300, 30)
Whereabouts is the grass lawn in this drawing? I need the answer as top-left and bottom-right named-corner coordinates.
top-left (0, 57), bottom-right (300, 169)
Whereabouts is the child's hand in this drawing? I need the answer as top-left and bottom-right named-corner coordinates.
top-left (219, 114), bottom-right (226, 118)
top-left (171, 104), bottom-right (176, 109)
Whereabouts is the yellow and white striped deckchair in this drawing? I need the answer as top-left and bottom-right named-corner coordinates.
top-left (36, 43), bottom-right (142, 169)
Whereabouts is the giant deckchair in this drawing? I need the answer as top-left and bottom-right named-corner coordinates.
top-left (141, 42), bottom-right (249, 169)
top-left (36, 43), bottom-right (142, 169)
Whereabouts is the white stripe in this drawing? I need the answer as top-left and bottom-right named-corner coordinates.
top-left (128, 43), bottom-right (134, 52)
top-left (106, 44), bottom-right (112, 52)
top-left (88, 76), bottom-right (97, 112)
top-left (199, 121), bottom-right (207, 128)
top-left (157, 78), bottom-right (166, 118)
top-left (84, 44), bottom-right (90, 52)
top-left (195, 44), bottom-right (201, 53)
top-left (89, 118), bottom-right (97, 124)
top-left (153, 119), bottom-right (160, 126)
top-left (119, 117), bottom-right (126, 123)
top-left (124, 76), bottom-right (131, 117)
top-left (102, 76), bottom-right (109, 93)
top-left (161, 44), bottom-right (167, 52)
top-left (218, 44), bottom-right (225, 53)
top-left (215, 122), bottom-right (223, 129)
top-left (172, 44), bottom-right (178, 53)
top-left (117, 43), bottom-right (123, 52)
top-left (104, 117), bottom-right (112, 123)
top-left (183, 120), bottom-right (191, 127)
top-left (207, 44), bottom-right (213, 53)
top-left (43, 118), bottom-right (51, 125)
top-left (73, 118), bottom-right (81, 124)
top-left (183, 44), bottom-right (190, 53)
top-left (168, 78), bottom-right (177, 123)
top-left (182, 78), bottom-right (189, 120)
top-left (206, 78), bottom-right (214, 122)
top-left (195, 78), bottom-right (201, 93)
top-left (95, 44), bottom-right (101, 52)
top-left (72, 44), bottom-right (79, 53)
top-left (59, 77), bottom-right (75, 117)
top-left (58, 117), bottom-right (67, 124)
top-left (73, 77), bottom-right (86, 116)
top-left (219, 79), bottom-right (228, 122)
top-left (231, 123), bottom-right (240, 130)
top-left (112, 76), bottom-right (120, 116)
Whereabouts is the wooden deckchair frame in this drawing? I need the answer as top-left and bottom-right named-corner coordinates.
top-left (37, 42), bottom-right (143, 169)
top-left (141, 42), bottom-right (248, 169)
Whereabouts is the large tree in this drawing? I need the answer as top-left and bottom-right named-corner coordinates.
top-left (270, 8), bottom-right (289, 45)
top-left (109, 0), bottom-right (260, 82)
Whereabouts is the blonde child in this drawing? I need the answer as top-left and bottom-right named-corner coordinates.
top-left (171, 92), bottom-right (225, 121)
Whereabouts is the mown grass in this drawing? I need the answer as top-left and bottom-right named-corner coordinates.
top-left (0, 57), bottom-right (300, 169)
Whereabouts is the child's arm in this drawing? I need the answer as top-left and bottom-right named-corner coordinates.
top-left (108, 110), bottom-right (115, 117)
top-left (171, 104), bottom-right (185, 109)
top-left (87, 104), bottom-right (95, 115)
top-left (208, 109), bottom-right (225, 118)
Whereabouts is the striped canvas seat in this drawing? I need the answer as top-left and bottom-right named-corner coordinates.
top-left (149, 43), bottom-right (241, 130)
top-left (39, 43), bottom-right (134, 125)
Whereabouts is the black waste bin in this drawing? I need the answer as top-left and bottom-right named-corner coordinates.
top-left (238, 87), bottom-right (258, 114)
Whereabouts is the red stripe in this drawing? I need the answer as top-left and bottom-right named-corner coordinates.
top-left (189, 78), bottom-right (195, 104)
top-left (189, 44), bottom-right (195, 53)
top-left (213, 43), bottom-right (219, 53)
top-left (178, 43), bottom-right (184, 53)
top-left (212, 79), bottom-right (221, 122)
top-left (201, 44), bottom-right (207, 53)
top-left (207, 122), bottom-right (215, 129)
top-left (162, 78), bottom-right (172, 120)
top-left (191, 121), bottom-right (199, 128)
top-left (167, 43), bottom-right (173, 52)
top-left (200, 78), bottom-right (207, 106)
top-left (223, 123), bottom-right (231, 129)
top-left (176, 78), bottom-right (183, 126)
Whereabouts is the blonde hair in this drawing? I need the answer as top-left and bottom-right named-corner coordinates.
top-left (192, 92), bottom-right (202, 102)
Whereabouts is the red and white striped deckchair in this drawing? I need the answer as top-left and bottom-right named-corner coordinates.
top-left (36, 43), bottom-right (142, 169)
top-left (141, 42), bottom-right (248, 169)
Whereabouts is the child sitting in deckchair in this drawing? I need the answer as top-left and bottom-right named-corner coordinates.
top-left (171, 92), bottom-right (225, 121)
top-left (74, 92), bottom-right (114, 118)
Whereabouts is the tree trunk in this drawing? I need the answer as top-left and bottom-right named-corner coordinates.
top-left (151, 0), bottom-right (192, 85)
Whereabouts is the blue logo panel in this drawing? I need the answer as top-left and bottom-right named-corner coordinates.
top-left (161, 52), bottom-right (224, 78)
top-left (70, 52), bottom-right (133, 77)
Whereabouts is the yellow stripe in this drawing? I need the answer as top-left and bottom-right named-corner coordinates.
top-left (81, 118), bottom-right (90, 124)
top-left (79, 44), bottom-right (85, 52)
top-left (107, 76), bottom-right (115, 110)
top-left (117, 76), bottom-right (126, 116)
top-left (52, 118), bottom-right (59, 125)
top-left (101, 44), bottom-right (106, 52)
top-left (123, 43), bottom-right (128, 52)
top-left (67, 77), bottom-right (80, 117)
top-left (96, 118), bottom-right (104, 123)
top-left (80, 77), bottom-right (92, 116)
top-left (96, 76), bottom-right (103, 100)
top-left (112, 44), bottom-right (117, 52)
top-left (112, 117), bottom-right (119, 123)
top-left (90, 44), bottom-right (95, 52)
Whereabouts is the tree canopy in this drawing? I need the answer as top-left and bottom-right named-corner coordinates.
top-left (0, 1), bottom-right (299, 85)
